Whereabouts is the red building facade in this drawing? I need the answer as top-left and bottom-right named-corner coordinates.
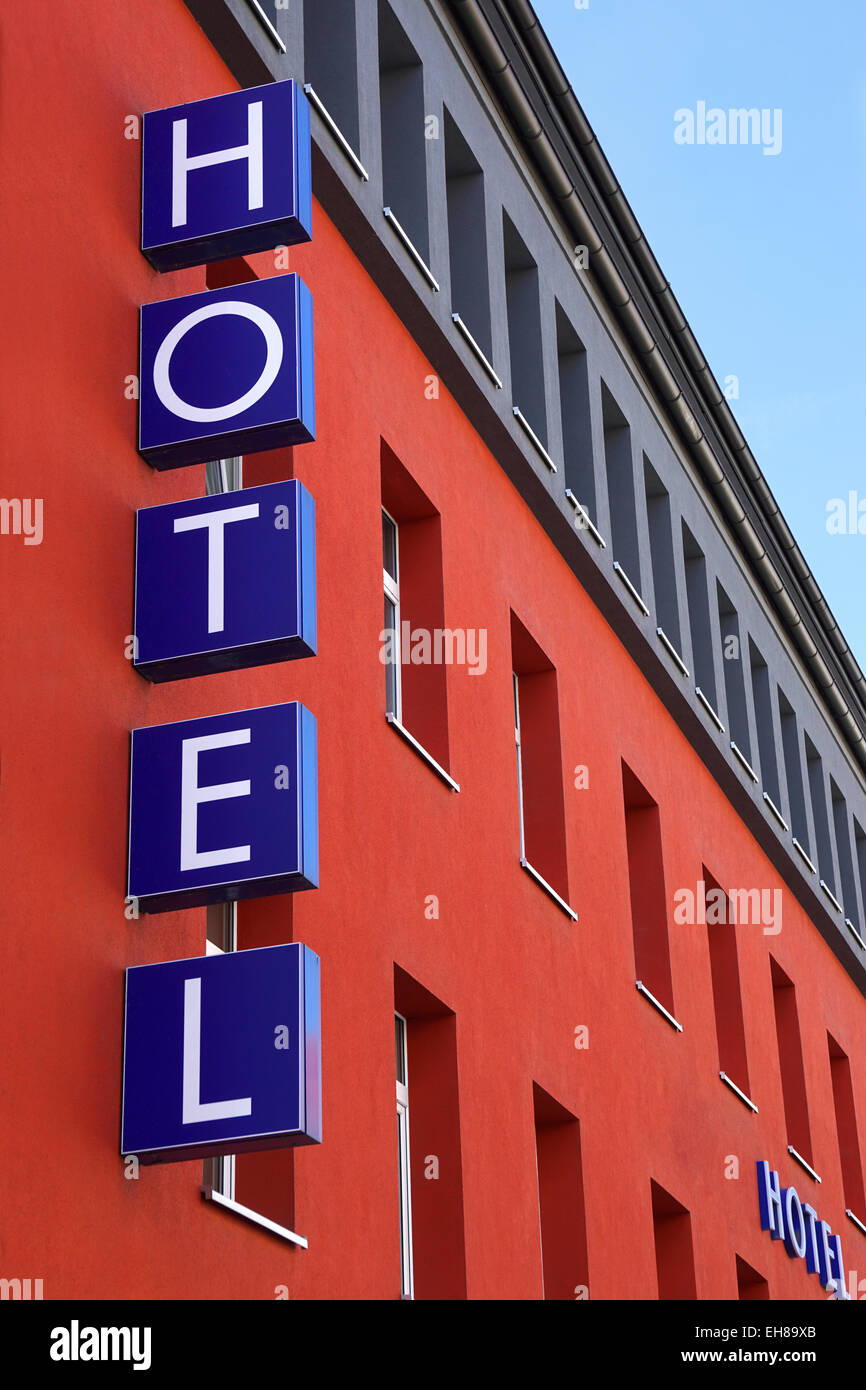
top-left (2, 0), bottom-right (866, 1303)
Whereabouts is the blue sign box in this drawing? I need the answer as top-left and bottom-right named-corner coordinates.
top-left (141, 80), bottom-right (312, 272)
top-left (134, 479), bottom-right (316, 682)
top-left (121, 943), bottom-right (321, 1164)
top-left (138, 273), bottom-right (315, 469)
top-left (128, 702), bottom-right (318, 913)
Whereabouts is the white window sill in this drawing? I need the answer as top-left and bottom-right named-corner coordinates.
top-left (635, 980), bottom-right (682, 1032)
top-left (719, 1071), bottom-right (758, 1113)
top-left (386, 714), bottom-right (460, 792)
top-left (787, 1145), bottom-right (821, 1184)
top-left (202, 1186), bottom-right (308, 1248)
top-left (520, 858), bottom-right (578, 921)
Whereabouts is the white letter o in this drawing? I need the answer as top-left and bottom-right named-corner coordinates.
top-left (153, 300), bottom-right (284, 423)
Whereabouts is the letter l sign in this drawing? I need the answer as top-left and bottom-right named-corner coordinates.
top-left (182, 977), bottom-right (252, 1124)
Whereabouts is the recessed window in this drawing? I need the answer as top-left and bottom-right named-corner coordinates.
top-left (503, 212), bottom-right (547, 444)
top-left (378, 2), bottom-right (429, 263)
top-left (778, 691), bottom-right (810, 851)
top-left (602, 382), bottom-right (641, 593)
top-left (204, 903), bottom-right (238, 1203)
top-left (380, 443), bottom-right (452, 775)
top-left (304, 0), bottom-right (360, 153)
top-left (394, 967), bottom-right (467, 1300)
top-left (533, 1084), bottom-right (589, 1300)
top-left (749, 640), bottom-right (780, 806)
top-left (644, 457), bottom-right (681, 652)
top-left (770, 957), bottom-right (812, 1165)
top-left (555, 303), bottom-right (594, 520)
top-left (805, 736), bottom-right (834, 890)
top-left (681, 522), bottom-right (717, 706)
top-left (736, 1255), bottom-right (769, 1301)
top-left (651, 1181), bottom-right (697, 1300)
top-left (444, 111), bottom-right (491, 363)
top-left (716, 583), bottom-right (751, 761)
top-left (704, 867), bottom-right (751, 1100)
top-left (622, 763), bottom-right (674, 1018)
top-left (831, 781), bottom-right (858, 925)
top-left (828, 1033), bottom-right (866, 1218)
top-left (511, 613), bottom-right (570, 908)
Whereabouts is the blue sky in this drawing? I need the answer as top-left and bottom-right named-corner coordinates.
top-left (532, 0), bottom-right (866, 668)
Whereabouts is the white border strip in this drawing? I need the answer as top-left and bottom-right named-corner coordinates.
top-left (386, 713), bottom-right (461, 792)
top-left (452, 314), bottom-right (502, 388)
top-left (762, 791), bottom-right (789, 832)
top-left (787, 1145), bottom-right (822, 1183)
top-left (513, 407), bottom-right (556, 472)
top-left (656, 627), bottom-right (689, 678)
top-left (564, 491), bottom-right (606, 547)
top-left (719, 1071), bottom-right (758, 1113)
top-left (695, 687), bottom-right (724, 732)
top-left (383, 208), bottom-right (439, 291)
top-left (203, 1186), bottom-right (308, 1247)
top-left (304, 85), bottom-right (369, 181)
top-left (520, 858), bottom-right (578, 921)
top-left (792, 838), bottom-right (817, 874)
top-left (635, 980), bottom-right (682, 1032)
top-left (730, 741), bottom-right (759, 783)
top-left (613, 562), bottom-right (649, 617)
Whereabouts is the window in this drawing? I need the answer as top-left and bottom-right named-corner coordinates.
top-left (805, 736), bottom-right (835, 891)
top-left (380, 444), bottom-right (452, 778)
top-left (622, 763), bottom-right (675, 1021)
top-left (511, 613), bottom-right (572, 915)
top-left (304, 0), bottom-right (360, 154)
top-left (503, 212), bottom-right (547, 446)
top-left (736, 1255), bottom-right (769, 1301)
top-left (831, 782), bottom-right (859, 927)
top-left (393, 967), bottom-right (466, 1300)
top-left (651, 1181), bottom-right (697, 1300)
top-left (382, 507), bottom-right (401, 721)
top-left (395, 1011), bottom-right (414, 1299)
top-left (749, 640), bottom-right (781, 807)
top-left (779, 691), bottom-right (810, 853)
top-left (602, 382), bottom-right (642, 597)
top-left (644, 457), bottom-right (682, 656)
top-left (555, 302), bottom-right (595, 522)
top-left (681, 522), bottom-right (718, 710)
top-left (828, 1033), bottom-right (866, 1219)
top-left (533, 1084), bottom-right (589, 1299)
top-left (704, 867), bottom-right (751, 1101)
top-left (378, 1), bottom-right (429, 264)
top-left (770, 957), bottom-right (812, 1167)
top-left (717, 583), bottom-right (752, 766)
top-left (444, 111), bottom-right (492, 364)
top-left (206, 458), bottom-right (243, 496)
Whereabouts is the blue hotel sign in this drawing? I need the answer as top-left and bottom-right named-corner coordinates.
top-left (121, 944), bottom-right (321, 1163)
top-left (134, 479), bottom-right (316, 682)
top-left (128, 702), bottom-right (318, 913)
top-left (141, 80), bottom-right (312, 271)
top-left (138, 274), bottom-right (315, 469)
top-left (756, 1160), bottom-right (849, 1298)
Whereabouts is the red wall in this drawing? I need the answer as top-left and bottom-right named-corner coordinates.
top-left (1, 0), bottom-right (865, 1300)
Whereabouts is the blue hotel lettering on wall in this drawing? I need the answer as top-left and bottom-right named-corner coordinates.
top-left (756, 1159), bottom-right (850, 1298)
top-left (128, 702), bottom-right (318, 913)
top-left (134, 479), bottom-right (316, 682)
top-left (121, 943), bottom-right (321, 1163)
top-left (138, 273), bottom-right (315, 469)
top-left (141, 80), bottom-right (312, 271)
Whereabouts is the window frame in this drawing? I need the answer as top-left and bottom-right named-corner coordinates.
top-left (382, 506), bottom-right (402, 722)
top-left (395, 1011), bottom-right (414, 1299)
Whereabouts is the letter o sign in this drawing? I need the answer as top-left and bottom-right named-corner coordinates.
top-left (138, 274), bottom-right (315, 470)
top-left (153, 302), bottom-right (284, 423)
